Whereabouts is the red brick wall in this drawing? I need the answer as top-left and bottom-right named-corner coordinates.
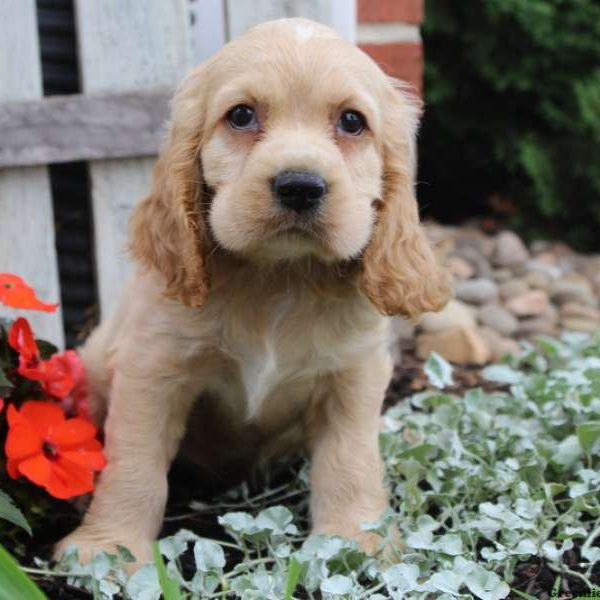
top-left (358, 0), bottom-right (423, 25)
top-left (357, 0), bottom-right (424, 93)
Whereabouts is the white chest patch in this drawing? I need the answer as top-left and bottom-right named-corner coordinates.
top-left (239, 336), bottom-right (281, 416)
top-left (221, 303), bottom-right (390, 419)
top-left (231, 300), bottom-right (320, 417)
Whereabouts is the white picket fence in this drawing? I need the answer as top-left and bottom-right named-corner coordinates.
top-left (0, 0), bottom-right (355, 347)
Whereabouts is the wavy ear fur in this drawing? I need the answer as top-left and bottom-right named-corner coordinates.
top-left (361, 82), bottom-right (451, 318)
top-left (130, 79), bottom-right (210, 308)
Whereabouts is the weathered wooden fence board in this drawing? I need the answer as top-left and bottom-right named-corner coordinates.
top-left (89, 156), bottom-right (157, 313)
top-left (75, 0), bottom-right (191, 320)
top-left (226, 0), bottom-right (356, 41)
top-left (0, 91), bottom-right (171, 168)
top-left (0, 1), bottom-right (64, 347)
top-left (189, 0), bottom-right (226, 64)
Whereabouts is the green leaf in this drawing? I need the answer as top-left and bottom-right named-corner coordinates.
top-left (406, 529), bottom-right (435, 550)
top-left (541, 539), bottom-right (574, 562)
top-left (116, 545), bottom-right (136, 564)
top-left (464, 565), bottom-right (510, 600)
top-left (0, 543), bottom-right (46, 600)
top-left (125, 563), bottom-right (161, 599)
top-left (255, 506), bottom-right (298, 535)
top-left (382, 563), bottom-right (421, 593)
top-left (397, 443), bottom-right (439, 463)
top-left (551, 435), bottom-right (582, 468)
top-left (582, 546), bottom-right (600, 563)
top-left (435, 533), bottom-right (464, 556)
top-left (158, 529), bottom-right (197, 561)
top-left (218, 511), bottom-right (256, 534)
top-left (152, 542), bottom-right (182, 600)
top-left (193, 539), bottom-right (225, 572)
top-left (428, 570), bottom-right (464, 595)
top-left (35, 339), bottom-right (58, 360)
top-left (481, 364), bottom-right (524, 384)
top-left (0, 490), bottom-right (31, 535)
top-left (424, 352), bottom-right (454, 389)
top-left (415, 514), bottom-right (440, 533)
top-left (320, 574), bottom-right (353, 595)
top-left (284, 558), bottom-right (302, 600)
top-left (576, 421), bottom-right (600, 455)
top-left (0, 368), bottom-right (14, 396)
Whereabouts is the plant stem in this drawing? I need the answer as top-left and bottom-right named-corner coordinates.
top-left (545, 562), bottom-right (595, 592)
top-left (357, 582), bottom-right (385, 599)
top-left (22, 567), bottom-right (80, 578)
top-left (580, 516), bottom-right (600, 558)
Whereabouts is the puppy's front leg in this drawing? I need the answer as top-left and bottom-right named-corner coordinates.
top-left (307, 353), bottom-right (393, 554)
top-left (55, 341), bottom-right (199, 567)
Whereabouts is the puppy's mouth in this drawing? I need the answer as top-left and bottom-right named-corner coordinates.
top-left (280, 224), bottom-right (318, 239)
top-left (247, 221), bottom-right (331, 262)
top-left (263, 205), bottom-right (320, 238)
top-left (274, 217), bottom-right (325, 246)
top-left (276, 217), bottom-right (328, 248)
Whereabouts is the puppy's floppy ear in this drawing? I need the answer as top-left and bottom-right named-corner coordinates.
top-left (360, 81), bottom-right (451, 318)
top-left (130, 76), bottom-right (210, 308)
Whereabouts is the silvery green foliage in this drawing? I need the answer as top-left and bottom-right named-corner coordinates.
top-left (52, 333), bottom-right (600, 598)
top-left (424, 352), bottom-right (454, 389)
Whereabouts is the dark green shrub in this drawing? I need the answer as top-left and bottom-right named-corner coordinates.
top-left (419, 0), bottom-right (600, 249)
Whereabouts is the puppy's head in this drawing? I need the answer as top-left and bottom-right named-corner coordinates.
top-left (131, 18), bottom-right (450, 317)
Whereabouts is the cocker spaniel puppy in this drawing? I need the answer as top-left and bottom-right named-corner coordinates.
top-left (56, 18), bottom-right (449, 566)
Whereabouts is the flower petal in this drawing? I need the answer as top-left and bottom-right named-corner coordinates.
top-left (7, 404), bottom-right (24, 427)
top-left (6, 459), bottom-right (21, 480)
top-left (19, 401), bottom-right (65, 438)
top-left (51, 417), bottom-right (97, 448)
top-left (45, 456), bottom-right (95, 499)
top-left (61, 448), bottom-right (106, 472)
top-left (60, 351), bottom-right (86, 383)
top-left (0, 273), bottom-right (59, 312)
top-left (41, 357), bottom-right (75, 399)
top-left (18, 453), bottom-right (52, 487)
top-left (5, 423), bottom-right (42, 461)
top-left (8, 318), bottom-right (40, 361)
top-left (80, 438), bottom-right (103, 452)
top-left (17, 359), bottom-right (49, 383)
top-left (53, 351), bottom-right (90, 417)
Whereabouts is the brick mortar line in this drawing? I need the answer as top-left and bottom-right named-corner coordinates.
top-left (357, 23), bottom-right (421, 45)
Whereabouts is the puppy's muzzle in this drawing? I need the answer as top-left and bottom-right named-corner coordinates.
top-left (272, 170), bottom-right (327, 213)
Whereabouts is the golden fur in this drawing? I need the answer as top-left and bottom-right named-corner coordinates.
top-left (56, 18), bottom-right (449, 566)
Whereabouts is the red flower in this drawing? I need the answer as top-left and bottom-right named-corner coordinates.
top-left (8, 318), bottom-right (45, 380)
top-left (7, 319), bottom-right (76, 400)
top-left (0, 273), bottom-right (58, 312)
top-left (5, 401), bottom-right (105, 499)
top-left (40, 353), bottom-right (77, 399)
top-left (53, 351), bottom-right (90, 418)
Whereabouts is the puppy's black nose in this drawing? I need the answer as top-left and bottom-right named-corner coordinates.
top-left (272, 171), bottom-right (327, 213)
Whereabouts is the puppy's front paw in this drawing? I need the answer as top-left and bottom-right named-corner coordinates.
top-left (312, 521), bottom-right (403, 562)
top-left (372, 525), bottom-right (404, 564)
top-left (54, 526), bottom-right (152, 573)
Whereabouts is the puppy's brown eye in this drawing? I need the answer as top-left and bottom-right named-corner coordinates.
top-left (228, 105), bottom-right (257, 130)
top-left (338, 110), bottom-right (366, 135)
